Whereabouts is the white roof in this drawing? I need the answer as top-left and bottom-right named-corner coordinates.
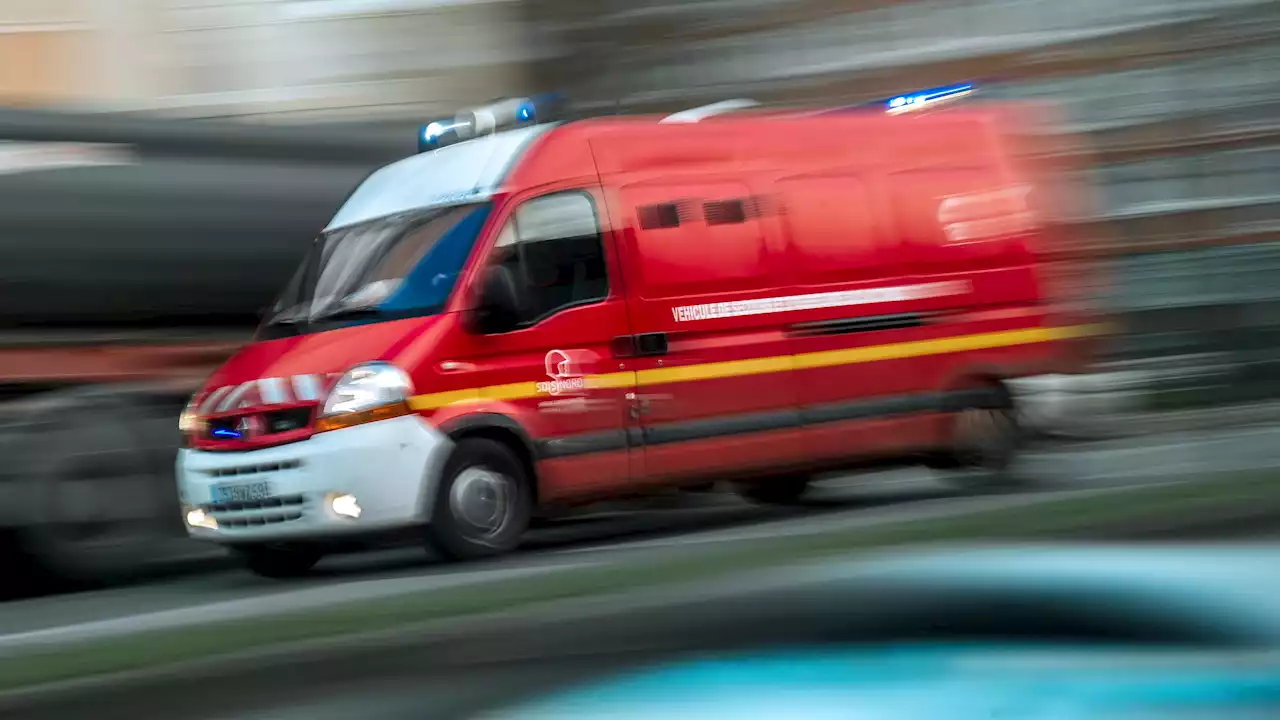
top-left (324, 124), bottom-right (550, 231)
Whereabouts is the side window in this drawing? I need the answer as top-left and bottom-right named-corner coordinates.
top-left (491, 191), bottom-right (609, 325)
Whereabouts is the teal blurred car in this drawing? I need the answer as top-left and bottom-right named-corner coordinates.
top-left (480, 546), bottom-right (1280, 719)
top-left (485, 644), bottom-right (1280, 719)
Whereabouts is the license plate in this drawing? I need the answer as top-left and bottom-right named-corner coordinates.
top-left (211, 481), bottom-right (274, 504)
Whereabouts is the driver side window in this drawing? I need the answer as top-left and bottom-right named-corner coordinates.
top-left (491, 191), bottom-right (609, 325)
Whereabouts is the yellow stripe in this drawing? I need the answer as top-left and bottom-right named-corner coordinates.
top-left (587, 371), bottom-right (640, 390)
top-left (793, 325), bottom-right (1088, 371)
top-left (408, 323), bottom-right (1106, 411)
top-left (636, 354), bottom-right (794, 385)
top-left (408, 381), bottom-right (536, 411)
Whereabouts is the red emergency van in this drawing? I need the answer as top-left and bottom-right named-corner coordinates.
top-left (176, 90), bottom-right (1099, 577)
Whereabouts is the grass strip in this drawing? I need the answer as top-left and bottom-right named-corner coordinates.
top-left (2, 471), bottom-right (1278, 691)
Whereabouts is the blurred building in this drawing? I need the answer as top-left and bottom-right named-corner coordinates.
top-left (3, 0), bottom-right (1278, 405)
top-left (545, 0), bottom-right (1280, 404)
top-left (0, 0), bottom-right (551, 121)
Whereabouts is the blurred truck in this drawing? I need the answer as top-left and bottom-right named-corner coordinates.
top-left (0, 107), bottom-right (410, 586)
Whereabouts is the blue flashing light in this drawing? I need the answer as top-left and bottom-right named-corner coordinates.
top-left (419, 119), bottom-right (467, 152)
top-left (211, 427), bottom-right (241, 439)
top-left (416, 93), bottom-right (565, 153)
top-left (885, 83), bottom-right (974, 114)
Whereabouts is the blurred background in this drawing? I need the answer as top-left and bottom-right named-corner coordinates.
top-left (0, 1), bottom-right (1278, 717)
top-left (0, 0), bottom-right (1276, 577)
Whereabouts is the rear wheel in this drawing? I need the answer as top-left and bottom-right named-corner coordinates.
top-left (426, 438), bottom-right (532, 561)
top-left (236, 545), bottom-right (322, 579)
top-left (941, 385), bottom-right (1026, 489)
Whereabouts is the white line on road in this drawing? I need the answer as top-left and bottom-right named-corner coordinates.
top-left (0, 562), bottom-right (597, 655)
top-left (549, 480), bottom-right (1192, 556)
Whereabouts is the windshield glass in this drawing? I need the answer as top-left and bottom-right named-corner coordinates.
top-left (262, 202), bottom-right (492, 334)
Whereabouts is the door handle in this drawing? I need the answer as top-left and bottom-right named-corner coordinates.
top-left (612, 333), bottom-right (669, 358)
top-left (626, 392), bottom-right (671, 416)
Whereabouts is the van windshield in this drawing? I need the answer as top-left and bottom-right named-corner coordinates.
top-left (262, 202), bottom-right (492, 335)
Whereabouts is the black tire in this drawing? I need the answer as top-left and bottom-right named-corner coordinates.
top-left (941, 384), bottom-right (1027, 490)
top-left (425, 438), bottom-right (532, 561)
top-left (737, 475), bottom-right (811, 505)
top-left (8, 388), bottom-right (187, 589)
top-left (236, 545), bottom-right (322, 579)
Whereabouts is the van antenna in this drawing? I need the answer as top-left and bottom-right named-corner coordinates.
top-left (660, 98), bottom-right (760, 124)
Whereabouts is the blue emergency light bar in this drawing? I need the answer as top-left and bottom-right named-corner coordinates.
top-left (816, 82), bottom-right (976, 116)
top-left (418, 94), bottom-right (562, 153)
top-left (885, 83), bottom-right (973, 114)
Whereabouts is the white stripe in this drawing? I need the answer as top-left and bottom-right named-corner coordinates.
top-left (199, 386), bottom-right (231, 415)
top-left (669, 280), bottom-right (971, 323)
top-left (259, 377), bottom-right (289, 405)
top-left (217, 382), bottom-right (254, 412)
top-left (291, 374), bottom-right (322, 402)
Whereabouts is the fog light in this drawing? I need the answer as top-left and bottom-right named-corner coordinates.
top-left (185, 507), bottom-right (218, 530)
top-left (328, 493), bottom-right (361, 520)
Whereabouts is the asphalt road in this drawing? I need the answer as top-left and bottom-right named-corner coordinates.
top-left (3, 422), bottom-right (1280, 642)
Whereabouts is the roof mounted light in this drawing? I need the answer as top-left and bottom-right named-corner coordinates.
top-left (885, 83), bottom-right (974, 115)
top-left (417, 93), bottom-right (562, 153)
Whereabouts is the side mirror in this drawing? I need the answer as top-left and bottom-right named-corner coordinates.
top-left (464, 265), bottom-right (522, 335)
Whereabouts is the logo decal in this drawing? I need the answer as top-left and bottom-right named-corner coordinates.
top-left (536, 350), bottom-right (588, 396)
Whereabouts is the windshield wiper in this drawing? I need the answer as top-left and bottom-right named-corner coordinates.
top-left (256, 315), bottom-right (304, 340)
top-left (309, 306), bottom-right (384, 324)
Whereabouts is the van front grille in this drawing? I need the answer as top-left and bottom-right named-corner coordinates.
top-left (217, 511), bottom-right (304, 528)
top-left (202, 460), bottom-right (303, 478)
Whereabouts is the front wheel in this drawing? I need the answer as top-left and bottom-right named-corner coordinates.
top-left (236, 545), bottom-right (322, 579)
top-left (425, 438), bottom-right (532, 561)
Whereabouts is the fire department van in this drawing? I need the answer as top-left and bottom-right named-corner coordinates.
top-left (176, 88), bottom-right (1099, 577)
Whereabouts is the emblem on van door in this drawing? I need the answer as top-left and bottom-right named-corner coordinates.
top-left (536, 350), bottom-right (588, 396)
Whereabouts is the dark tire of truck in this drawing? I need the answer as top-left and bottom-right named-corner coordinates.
top-left (0, 386), bottom-right (191, 592)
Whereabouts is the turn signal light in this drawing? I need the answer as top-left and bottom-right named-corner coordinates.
top-left (313, 401), bottom-right (411, 434)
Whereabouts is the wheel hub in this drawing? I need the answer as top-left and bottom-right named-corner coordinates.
top-left (449, 466), bottom-right (515, 536)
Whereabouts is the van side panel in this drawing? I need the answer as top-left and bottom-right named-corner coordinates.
top-left (606, 171), bottom-right (803, 484)
top-left (421, 182), bottom-right (640, 505)
top-left (773, 116), bottom-right (1058, 464)
top-left (435, 112), bottom-right (1086, 493)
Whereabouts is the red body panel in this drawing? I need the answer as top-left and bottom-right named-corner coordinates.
top-left (192, 103), bottom-right (1090, 505)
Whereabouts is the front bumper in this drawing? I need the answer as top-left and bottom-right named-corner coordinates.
top-left (176, 415), bottom-right (452, 544)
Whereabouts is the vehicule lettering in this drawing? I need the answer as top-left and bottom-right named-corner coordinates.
top-left (670, 281), bottom-right (970, 323)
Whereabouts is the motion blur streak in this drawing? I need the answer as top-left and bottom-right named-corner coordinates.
top-left (0, 1), bottom-right (1276, 718)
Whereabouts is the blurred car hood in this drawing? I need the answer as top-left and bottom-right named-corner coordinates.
top-left (486, 645), bottom-right (1280, 719)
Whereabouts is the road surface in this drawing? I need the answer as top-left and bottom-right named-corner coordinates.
top-left (2, 423), bottom-right (1279, 642)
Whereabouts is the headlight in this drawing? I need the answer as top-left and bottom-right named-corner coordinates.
top-left (178, 395), bottom-right (204, 435)
top-left (316, 363), bottom-right (413, 433)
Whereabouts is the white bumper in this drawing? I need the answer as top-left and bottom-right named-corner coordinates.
top-left (176, 415), bottom-right (452, 544)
